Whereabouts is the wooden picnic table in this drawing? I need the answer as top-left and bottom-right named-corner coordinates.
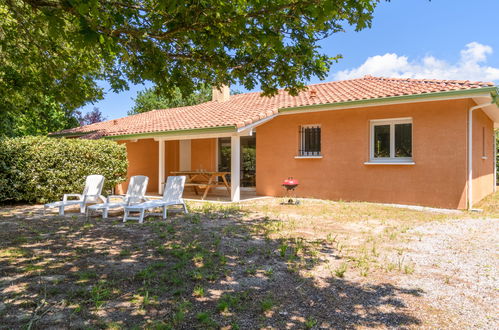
top-left (170, 171), bottom-right (231, 200)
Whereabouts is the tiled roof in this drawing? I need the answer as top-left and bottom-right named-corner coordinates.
top-left (53, 76), bottom-right (495, 138)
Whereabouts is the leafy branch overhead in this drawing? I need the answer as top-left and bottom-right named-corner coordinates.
top-left (129, 85), bottom-right (213, 115)
top-left (5, 0), bottom-right (381, 97)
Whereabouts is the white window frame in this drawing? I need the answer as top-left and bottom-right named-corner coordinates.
top-left (299, 124), bottom-right (321, 157)
top-left (369, 117), bottom-right (413, 163)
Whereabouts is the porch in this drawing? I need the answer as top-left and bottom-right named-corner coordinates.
top-left (146, 188), bottom-right (268, 203)
top-left (117, 128), bottom-right (259, 202)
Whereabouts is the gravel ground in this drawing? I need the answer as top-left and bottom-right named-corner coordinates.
top-left (1, 202), bottom-right (498, 329)
top-left (401, 218), bottom-right (499, 329)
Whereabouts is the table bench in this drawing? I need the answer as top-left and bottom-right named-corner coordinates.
top-left (170, 171), bottom-right (231, 200)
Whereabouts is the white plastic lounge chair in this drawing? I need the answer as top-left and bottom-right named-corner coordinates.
top-left (44, 175), bottom-right (105, 216)
top-left (86, 175), bottom-right (149, 219)
top-left (123, 176), bottom-right (187, 223)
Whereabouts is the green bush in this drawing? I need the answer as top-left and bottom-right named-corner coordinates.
top-left (0, 136), bottom-right (128, 203)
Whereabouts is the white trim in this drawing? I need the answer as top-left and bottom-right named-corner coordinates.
top-left (364, 161), bottom-right (415, 165)
top-left (153, 131), bottom-right (251, 142)
top-left (473, 96), bottom-right (499, 127)
top-left (237, 114), bottom-right (277, 133)
top-left (369, 118), bottom-right (413, 162)
top-left (231, 135), bottom-right (241, 202)
top-left (370, 117), bottom-right (412, 123)
top-left (158, 140), bottom-right (165, 194)
top-left (280, 93), bottom-right (494, 116)
top-left (294, 156), bottom-right (323, 159)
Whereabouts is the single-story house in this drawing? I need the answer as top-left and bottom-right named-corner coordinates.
top-left (52, 76), bottom-right (499, 209)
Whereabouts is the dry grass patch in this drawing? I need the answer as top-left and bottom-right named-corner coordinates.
top-left (0, 192), bottom-right (497, 329)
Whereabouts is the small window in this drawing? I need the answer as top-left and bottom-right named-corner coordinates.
top-left (370, 118), bottom-right (412, 162)
top-left (299, 125), bottom-right (321, 156)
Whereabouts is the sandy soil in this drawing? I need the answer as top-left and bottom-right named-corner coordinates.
top-left (0, 201), bottom-right (497, 329)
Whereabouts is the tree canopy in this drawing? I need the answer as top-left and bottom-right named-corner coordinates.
top-left (129, 85), bottom-right (212, 115)
top-left (75, 107), bottom-right (107, 126)
top-left (1, 0), bottom-right (381, 135)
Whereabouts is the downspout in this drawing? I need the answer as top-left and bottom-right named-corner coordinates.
top-left (495, 129), bottom-right (497, 192)
top-left (468, 101), bottom-right (493, 209)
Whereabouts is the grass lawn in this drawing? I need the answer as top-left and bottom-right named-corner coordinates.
top-left (0, 193), bottom-right (498, 329)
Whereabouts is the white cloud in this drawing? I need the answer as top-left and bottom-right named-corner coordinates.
top-left (333, 42), bottom-right (499, 82)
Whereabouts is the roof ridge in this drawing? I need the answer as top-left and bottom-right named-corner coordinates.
top-left (131, 76), bottom-right (496, 114)
top-left (51, 75), bottom-right (496, 138)
top-left (362, 75), bottom-right (495, 86)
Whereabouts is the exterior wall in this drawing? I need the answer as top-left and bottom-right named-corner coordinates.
top-left (191, 138), bottom-right (217, 171)
top-left (116, 138), bottom-right (217, 194)
top-left (472, 108), bottom-right (495, 204)
top-left (116, 138), bottom-right (158, 194)
top-left (256, 99), bottom-right (471, 209)
top-left (165, 140), bottom-right (179, 176)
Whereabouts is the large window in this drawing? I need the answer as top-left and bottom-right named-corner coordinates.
top-left (299, 125), bottom-right (321, 156)
top-left (370, 118), bottom-right (412, 162)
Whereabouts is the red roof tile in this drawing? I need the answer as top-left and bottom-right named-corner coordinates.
top-left (53, 76), bottom-right (495, 138)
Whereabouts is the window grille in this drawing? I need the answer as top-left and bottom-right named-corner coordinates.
top-left (299, 125), bottom-right (321, 156)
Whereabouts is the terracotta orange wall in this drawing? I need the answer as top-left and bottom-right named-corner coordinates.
top-left (256, 99), bottom-right (471, 209)
top-left (116, 138), bottom-right (158, 194)
top-left (472, 108), bottom-right (495, 203)
top-left (117, 138), bottom-right (217, 193)
top-left (165, 140), bottom-right (179, 176)
top-left (191, 138), bottom-right (217, 171)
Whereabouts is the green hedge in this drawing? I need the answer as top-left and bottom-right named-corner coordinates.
top-left (0, 136), bottom-right (128, 203)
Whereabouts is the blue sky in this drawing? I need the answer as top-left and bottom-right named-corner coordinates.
top-left (80, 0), bottom-right (499, 120)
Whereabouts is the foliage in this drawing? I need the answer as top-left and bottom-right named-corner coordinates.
top-left (3, 0), bottom-right (381, 101)
top-left (0, 2), bottom-right (118, 137)
top-left (129, 85), bottom-right (212, 115)
top-left (74, 107), bottom-right (107, 126)
top-left (0, 136), bottom-right (128, 203)
top-left (0, 97), bottom-right (80, 137)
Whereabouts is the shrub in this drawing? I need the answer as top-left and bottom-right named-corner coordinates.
top-left (0, 136), bottom-right (128, 203)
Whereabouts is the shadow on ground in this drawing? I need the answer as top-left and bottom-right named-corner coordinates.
top-left (0, 204), bottom-right (422, 329)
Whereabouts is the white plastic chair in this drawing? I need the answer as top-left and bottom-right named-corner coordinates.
top-left (44, 175), bottom-right (105, 216)
top-left (123, 176), bottom-right (187, 223)
top-left (86, 175), bottom-right (149, 219)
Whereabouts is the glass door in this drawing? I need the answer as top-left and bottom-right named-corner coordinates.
top-left (218, 135), bottom-right (256, 187)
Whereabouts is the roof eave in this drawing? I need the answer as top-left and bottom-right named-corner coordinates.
top-left (278, 87), bottom-right (499, 114)
top-left (49, 130), bottom-right (98, 138)
top-left (105, 125), bottom-right (238, 140)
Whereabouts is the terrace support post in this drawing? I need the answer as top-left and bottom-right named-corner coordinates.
top-left (158, 139), bottom-right (165, 194)
top-left (231, 135), bottom-right (241, 202)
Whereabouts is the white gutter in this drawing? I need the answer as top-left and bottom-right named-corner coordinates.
top-left (468, 101), bottom-right (494, 209)
top-left (236, 113), bottom-right (278, 133)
